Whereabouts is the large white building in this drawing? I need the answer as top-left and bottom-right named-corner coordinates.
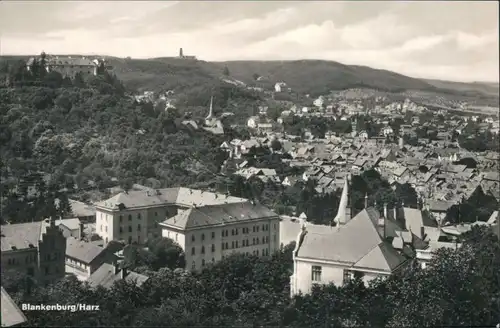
top-left (160, 201), bottom-right (281, 271)
top-left (290, 178), bottom-right (427, 296)
top-left (95, 187), bottom-right (281, 271)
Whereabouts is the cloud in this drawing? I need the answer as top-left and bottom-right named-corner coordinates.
top-left (0, 1), bottom-right (498, 82)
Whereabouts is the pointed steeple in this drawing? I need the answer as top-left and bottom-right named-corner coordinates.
top-left (206, 96), bottom-right (214, 120)
top-left (333, 176), bottom-right (351, 226)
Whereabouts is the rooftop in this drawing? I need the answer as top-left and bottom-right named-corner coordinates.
top-left (87, 263), bottom-right (149, 289)
top-left (161, 202), bottom-right (277, 230)
top-left (66, 237), bottom-right (106, 264)
top-left (1, 287), bottom-right (27, 327)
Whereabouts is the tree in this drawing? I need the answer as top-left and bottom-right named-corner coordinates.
top-left (222, 66), bottom-right (230, 77)
top-left (270, 139), bottom-right (282, 152)
top-left (252, 73), bottom-right (260, 81)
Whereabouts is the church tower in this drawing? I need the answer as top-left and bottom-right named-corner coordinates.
top-left (351, 117), bottom-right (357, 137)
top-left (205, 96), bottom-right (214, 126)
top-left (333, 175), bottom-right (352, 227)
top-left (179, 48), bottom-right (184, 58)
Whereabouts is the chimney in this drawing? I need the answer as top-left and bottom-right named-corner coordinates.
top-left (121, 266), bottom-right (127, 279)
top-left (79, 221), bottom-right (84, 240)
top-left (364, 193), bottom-right (368, 208)
top-left (393, 204), bottom-right (397, 221)
top-left (383, 203), bottom-right (388, 219)
top-left (50, 216), bottom-right (56, 228)
top-left (114, 261), bottom-right (120, 275)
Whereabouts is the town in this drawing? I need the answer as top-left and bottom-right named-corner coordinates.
top-left (1, 1), bottom-right (499, 327)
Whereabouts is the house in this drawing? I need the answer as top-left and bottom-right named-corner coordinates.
top-left (382, 126), bottom-right (394, 136)
top-left (274, 82), bottom-right (287, 93)
top-left (65, 237), bottom-right (114, 281)
top-left (1, 218), bottom-right (67, 286)
top-left (247, 116), bottom-right (260, 129)
top-left (1, 287), bottom-right (27, 327)
top-left (87, 262), bottom-right (149, 289)
top-left (282, 176), bottom-right (300, 187)
top-left (290, 206), bottom-right (415, 296)
top-left (426, 200), bottom-right (455, 223)
top-left (56, 218), bottom-right (83, 239)
top-left (160, 201), bottom-right (280, 271)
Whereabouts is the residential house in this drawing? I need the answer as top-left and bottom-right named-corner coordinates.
top-left (87, 262), bottom-right (149, 289)
top-left (1, 218), bottom-right (67, 285)
top-left (56, 218), bottom-right (83, 239)
top-left (65, 237), bottom-right (114, 281)
top-left (290, 204), bottom-right (421, 296)
top-left (275, 82), bottom-right (287, 93)
top-left (159, 202), bottom-right (281, 271)
top-left (426, 200), bottom-right (455, 223)
top-left (1, 287), bottom-right (27, 327)
top-left (247, 116), bottom-right (260, 129)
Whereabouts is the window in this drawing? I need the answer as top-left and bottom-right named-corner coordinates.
top-left (235, 228), bottom-right (239, 235)
top-left (343, 270), bottom-right (352, 284)
top-left (202, 259), bottom-right (205, 267)
top-left (231, 241), bottom-right (234, 249)
top-left (225, 242), bottom-right (228, 249)
top-left (191, 247), bottom-right (196, 255)
top-left (27, 267), bottom-right (34, 276)
top-left (274, 223), bottom-right (277, 230)
top-left (128, 226), bottom-right (132, 233)
top-left (353, 271), bottom-right (364, 280)
top-left (253, 226), bottom-right (256, 233)
top-left (155, 212), bottom-right (158, 217)
top-left (128, 214), bottom-right (132, 221)
top-left (252, 238), bottom-right (255, 245)
top-left (175, 233), bottom-right (178, 241)
top-left (105, 226), bottom-right (108, 232)
top-left (231, 229), bottom-right (235, 236)
top-left (119, 215), bottom-right (123, 222)
top-left (212, 258), bottom-right (215, 263)
top-left (222, 243), bottom-right (225, 250)
top-left (211, 231), bottom-right (215, 239)
top-left (312, 266), bottom-right (322, 282)
top-left (191, 261), bottom-right (196, 270)
top-left (273, 234), bottom-right (276, 242)
top-left (45, 267), bottom-right (49, 275)
top-left (201, 246), bottom-right (205, 254)
top-left (119, 227), bottom-right (123, 233)
top-left (262, 224), bottom-right (265, 231)
top-left (261, 249), bottom-right (265, 256)
top-left (137, 224), bottom-right (141, 231)
top-left (256, 226), bottom-right (260, 232)
top-left (256, 237), bottom-right (260, 244)
top-left (211, 244), bottom-right (215, 252)
top-left (235, 241), bottom-right (239, 248)
top-left (100, 225), bottom-right (102, 232)
top-left (137, 213), bottom-right (141, 219)
top-left (201, 233), bottom-right (205, 241)
top-left (192, 235), bottom-right (195, 242)
top-left (221, 231), bottom-right (224, 238)
top-left (128, 237), bottom-right (132, 244)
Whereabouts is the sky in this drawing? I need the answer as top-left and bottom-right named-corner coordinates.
top-left (1, 1), bottom-right (498, 82)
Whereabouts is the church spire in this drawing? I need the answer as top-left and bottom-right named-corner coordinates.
top-left (206, 95), bottom-right (214, 120)
top-left (333, 175), bottom-right (351, 226)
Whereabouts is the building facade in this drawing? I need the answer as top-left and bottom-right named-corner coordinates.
top-left (160, 202), bottom-right (281, 271)
top-left (1, 218), bottom-right (67, 285)
top-left (94, 187), bottom-right (268, 246)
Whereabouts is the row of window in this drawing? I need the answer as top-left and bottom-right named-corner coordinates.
top-left (6, 254), bottom-right (38, 265)
top-left (191, 236), bottom-right (274, 255)
top-left (119, 224), bottom-right (141, 233)
top-left (119, 213), bottom-right (142, 222)
top-left (191, 223), bottom-right (277, 242)
top-left (311, 266), bottom-right (364, 283)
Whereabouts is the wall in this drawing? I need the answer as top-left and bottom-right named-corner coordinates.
top-left (0, 249), bottom-right (39, 281)
top-left (37, 224), bottom-right (67, 285)
top-left (290, 258), bottom-right (389, 296)
top-left (166, 216), bottom-right (281, 272)
top-left (65, 257), bottom-right (92, 281)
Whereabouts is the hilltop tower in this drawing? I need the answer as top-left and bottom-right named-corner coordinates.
top-left (205, 96), bottom-right (214, 124)
top-left (179, 48), bottom-right (184, 58)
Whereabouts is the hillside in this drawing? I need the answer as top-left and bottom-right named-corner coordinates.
top-left (2, 55), bottom-right (498, 108)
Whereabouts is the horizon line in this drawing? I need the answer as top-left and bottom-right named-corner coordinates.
top-left (1, 52), bottom-right (499, 85)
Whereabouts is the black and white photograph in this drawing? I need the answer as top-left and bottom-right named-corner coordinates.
top-left (0, 1), bottom-right (499, 327)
